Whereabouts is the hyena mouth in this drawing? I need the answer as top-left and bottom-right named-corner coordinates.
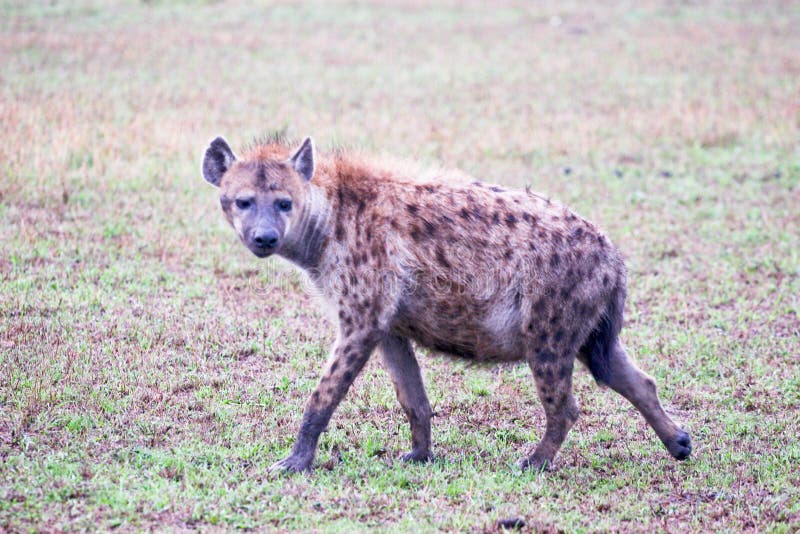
top-left (250, 247), bottom-right (274, 258)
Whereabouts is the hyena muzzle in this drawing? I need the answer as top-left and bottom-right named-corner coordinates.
top-left (201, 134), bottom-right (692, 473)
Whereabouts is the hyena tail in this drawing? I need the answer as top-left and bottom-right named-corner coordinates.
top-left (579, 285), bottom-right (626, 385)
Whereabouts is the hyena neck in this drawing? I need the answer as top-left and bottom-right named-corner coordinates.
top-left (279, 184), bottom-right (332, 270)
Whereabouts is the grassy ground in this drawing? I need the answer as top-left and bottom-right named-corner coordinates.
top-left (1, 0), bottom-right (799, 531)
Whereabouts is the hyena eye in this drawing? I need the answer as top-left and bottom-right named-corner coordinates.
top-left (235, 198), bottom-right (252, 210)
top-left (276, 199), bottom-right (292, 212)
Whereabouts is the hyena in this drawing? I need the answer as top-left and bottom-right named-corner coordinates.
top-left (201, 134), bottom-right (691, 473)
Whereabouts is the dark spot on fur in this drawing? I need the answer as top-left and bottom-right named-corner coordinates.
top-left (492, 212), bottom-right (500, 224)
top-left (537, 349), bottom-right (557, 364)
top-left (335, 224), bottom-right (345, 241)
top-left (406, 203), bottom-right (418, 215)
top-left (343, 370), bottom-right (353, 382)
top-left (423, 219), bottom-right (436, 237)
top-left (435, 246), bottom-right (451, 269)
top-left (550, 253), bottom-right (560, 268)
top-left (544, 396), bottom-right (554, 405)
top-left (256, 165), bottom-right (267, 183)
top-left (603, 274), bottom-right (610, 286)
top-left (330, 361), bottom-right (339, 373)
top-left (534, 298), bottom-right (546, 314)
top-left (539, 332), bottom-right (548, 344)
top-left (459, 208), bottom-right (471, 220)
top-left (490, 186), bottom-right (505, 193)
top-left (554, 330), bottom-right (564, 342)
top-left (558, 365), bottom-right (571, 379)
top-left (312, 391), bottom-right (320, 402)
top-left (522, 212), bottom-right (531, 222)
top-left (505, 249), bottom-right (513, 259)
top-left (569, 227), bottom-right (583, 244)
top-left (505, 213), bottom-right (517, 228)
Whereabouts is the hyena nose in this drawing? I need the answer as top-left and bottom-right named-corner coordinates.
top-left (253, 230), bottom-right (279, 249)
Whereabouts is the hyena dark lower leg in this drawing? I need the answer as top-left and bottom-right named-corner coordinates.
top-left (379, 336), bottom-right (434, 462)
top-left (598, 340), bottom-right (692, 460)
top-left (520, 348), bottom-right (580, 470)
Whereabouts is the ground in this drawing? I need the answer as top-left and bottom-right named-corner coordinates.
top-left (1, 0), bottom-right (799, 531)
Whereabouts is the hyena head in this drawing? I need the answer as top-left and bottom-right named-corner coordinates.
top-left (202, 136), bottom-right (315, 258)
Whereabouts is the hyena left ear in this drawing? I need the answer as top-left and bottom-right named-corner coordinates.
top-left (290, 137), bottom-right (315, 182)
top-left (202, 136), bottom-right (237, 187)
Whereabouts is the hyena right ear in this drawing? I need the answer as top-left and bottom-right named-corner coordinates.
top-left (289, 137), bottom-right (315, 182)
top-left (202, 136), bottom-right (237, 187)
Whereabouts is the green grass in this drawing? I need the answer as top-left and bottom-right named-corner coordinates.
top-left (1, 0), bottom-right (799, 531)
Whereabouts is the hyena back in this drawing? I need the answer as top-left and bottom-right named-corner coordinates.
top-left (201, 135), bottom-right (691, 473)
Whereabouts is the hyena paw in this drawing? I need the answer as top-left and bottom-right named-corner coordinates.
top-left (516, 455), bottom-right (551, 472)
top-left (269, 454), bottom-right (312, 474)
top-left (400, 449), bottom-right (434, 463)
top-left (665, 430), bottom-right (692, 461)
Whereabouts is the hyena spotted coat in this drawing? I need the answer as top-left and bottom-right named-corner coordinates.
top-left (201, 135), bottom-right (692, 473)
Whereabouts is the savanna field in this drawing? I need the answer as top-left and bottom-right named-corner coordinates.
top-left (1, 1), bottom-right (799, 531)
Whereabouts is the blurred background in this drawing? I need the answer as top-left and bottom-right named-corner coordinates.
top-left (1, 1), bottom-right (798, 531)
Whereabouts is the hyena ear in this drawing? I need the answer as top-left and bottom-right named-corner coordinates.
top-left (289, 137), bottom-right (315, 182)
top-left (202, 136), bottom-right (236, 187)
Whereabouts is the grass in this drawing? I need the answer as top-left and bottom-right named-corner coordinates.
top-left (1, 0), bottom-right (798, 531)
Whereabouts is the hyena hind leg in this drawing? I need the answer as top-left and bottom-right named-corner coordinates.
top-left (583, 339), bottom-right (692, 460)
top-left (380, 335), bottom-right (434, 462)
top-left (519, 349), bottom-right (580, 471)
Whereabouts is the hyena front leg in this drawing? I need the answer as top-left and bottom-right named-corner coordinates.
top-left (380, 336), bottom-right (433, 462)
top-left (519, 347), bottom-right (580, 471)
top-left (270, 331), bottom-right (379, 474)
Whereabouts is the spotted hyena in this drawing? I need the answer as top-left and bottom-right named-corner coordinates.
top-left (201, 134), bottom-right (691, 473)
